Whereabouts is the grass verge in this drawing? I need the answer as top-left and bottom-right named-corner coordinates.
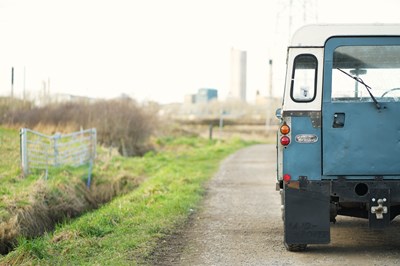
top-left (0, 127), bottom-right (146, 255)
top-left (1, 136), bottom-right (254, 265)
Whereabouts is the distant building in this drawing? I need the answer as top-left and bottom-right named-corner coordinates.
top-left (230, 48), bottom-right (247, 102)
top-left (196, 88), bottom-right (218, 103)
top-left (52, 93), bottom-right (97, 103)
top-left (184, 94), bottom-right (196, 104)
top-left (183, 88), bottom-right (218, 111)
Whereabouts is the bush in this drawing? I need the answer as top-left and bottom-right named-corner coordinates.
top-left (0, 97), bottom-right (158, 156)
top-left (91, 99), bottom-right (157, 156)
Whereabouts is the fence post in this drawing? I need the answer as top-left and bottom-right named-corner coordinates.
top-left (87, 159), bottom-right (93, 188)
top-left (92, 128), bottom-right (97, 159)
top-left (20, 128), bottom-right (29, 176)
top-left (86, 128), bottom-right (96, 188)
top-left (53, 133), bottom-right (61, 167)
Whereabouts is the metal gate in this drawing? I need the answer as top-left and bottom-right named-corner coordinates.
top-left (20, 128), bottom-right (96, 186)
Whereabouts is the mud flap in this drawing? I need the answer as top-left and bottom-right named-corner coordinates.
top-left (284, 181), bottom-right (330, 245)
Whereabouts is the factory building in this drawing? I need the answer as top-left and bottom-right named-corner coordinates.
top-left (184, 88), bottom-right (218, 105)
top-left (229, 48), bottom-right (247, 102)
top-left (196, 88), bottom-right (218, 103)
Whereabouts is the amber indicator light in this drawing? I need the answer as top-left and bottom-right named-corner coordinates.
top-left (280, 124), bottom-right (290, 135)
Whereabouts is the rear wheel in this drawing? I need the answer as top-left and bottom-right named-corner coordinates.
top-left (284, 243), bottom-right (307, 252)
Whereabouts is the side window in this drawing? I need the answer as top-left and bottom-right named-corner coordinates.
top-left (291, 54), bottom-right (317, 102)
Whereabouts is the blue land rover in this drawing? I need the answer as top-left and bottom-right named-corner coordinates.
top-left (277, 24), bottom-right (400, 251)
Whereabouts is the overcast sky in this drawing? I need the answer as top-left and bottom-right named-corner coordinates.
top-left (0, 0), bottom-right (399, 103)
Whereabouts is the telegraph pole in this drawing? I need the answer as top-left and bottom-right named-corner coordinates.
top-left (269, 59), bottom-right (273, 98)
top-left (11, 67), bottom-right (14, 98)
top-left (23, 67), bottom-right (26, 101)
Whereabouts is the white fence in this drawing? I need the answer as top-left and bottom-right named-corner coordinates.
top-left (20, 128), bottom-right (97, 186)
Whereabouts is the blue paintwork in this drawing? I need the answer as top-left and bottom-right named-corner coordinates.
top-left (281, 36), bottom-right (400, 181)
top-left (283, 116), bottom-right (322, 180)
top-left (323, 102), bottom-right (400, 176)
top-left (322, 37), bottom-right (400, 178)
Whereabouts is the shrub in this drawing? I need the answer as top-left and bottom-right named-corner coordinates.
top-left (90, 99), bottom-right (157, 156)
top-left (0, 97), bottom-right (158, 156)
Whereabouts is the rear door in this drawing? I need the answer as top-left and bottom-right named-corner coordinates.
top-left (322, 37), bottom-right (400, 177)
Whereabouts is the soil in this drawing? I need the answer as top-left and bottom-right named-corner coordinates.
top-left (150, 144), bottom-right (400, 265)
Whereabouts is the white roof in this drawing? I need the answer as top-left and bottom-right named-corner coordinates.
top-left (291, 24), bottom-right (400, 47)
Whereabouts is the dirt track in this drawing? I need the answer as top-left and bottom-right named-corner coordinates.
top-left (152, 144), bottom-right (400, 265)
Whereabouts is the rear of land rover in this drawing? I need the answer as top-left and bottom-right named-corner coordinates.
top-left (277, 24), bottom-right (400, 251)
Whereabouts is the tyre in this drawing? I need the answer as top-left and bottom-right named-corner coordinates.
top-left (284, 243), bottom-right (307, 252)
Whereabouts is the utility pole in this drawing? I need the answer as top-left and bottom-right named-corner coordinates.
top-left (269, 59), bottom-right (273, 98)
top-left (265, 59), bottom-right (275, 129)
top-left (11, 67), bottom-right (14, 98)
top-left (288, 0), bottom-right (293, 42)
top-left (23, 67), bottom-right (26, 101)
top-left (48, 77), bottom-right (51, 96)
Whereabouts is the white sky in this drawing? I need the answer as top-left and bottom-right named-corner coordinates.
top-left (0, 0), bottom-right (399, 103)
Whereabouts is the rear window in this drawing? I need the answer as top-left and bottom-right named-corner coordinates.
top-left (291, 54), bottom-right (317, 102)
top-left (332, 45), bottom-right (400, 102)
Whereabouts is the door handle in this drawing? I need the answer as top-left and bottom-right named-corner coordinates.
top-left (333, 113), bottom-right (345, 128)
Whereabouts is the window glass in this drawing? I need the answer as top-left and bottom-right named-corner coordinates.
top-left (291, 54), bottom-right (317, 102)
top-left (332, 45), bottom-right (400, 102)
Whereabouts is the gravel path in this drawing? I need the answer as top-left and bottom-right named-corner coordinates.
top-left (152, 144), bottom-right (400, 265)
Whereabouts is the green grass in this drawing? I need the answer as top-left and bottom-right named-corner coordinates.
top-left (0, 130), bottom-right (255, 265)
top-left (0, 127), bottom-right (24, 184)
top-left (0, 126), bottom-right (151, 249)
top-left (0, 128), bottom-right (40, 223)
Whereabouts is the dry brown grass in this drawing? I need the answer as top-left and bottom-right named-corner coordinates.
top-left (0, 216), bottom-right (18, 254)
top-left (179, 124), bottom-right (277, 143)
top-left (0, 97), bottom-right (159, 156)
top-left (0, 163), bottom-right (145, 255)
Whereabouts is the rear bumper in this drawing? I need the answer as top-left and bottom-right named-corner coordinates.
top-left (280, 178), bottom-right (400, 203)
top-left (331, 179), bottom-right (400, 203)
top-left (331, 179), bottom-right (400, 227)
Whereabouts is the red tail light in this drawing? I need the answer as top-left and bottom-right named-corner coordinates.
top-left (283, 174), bottom-right (291, 182)
top-left (280, 136), bottom-right (290, 146)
